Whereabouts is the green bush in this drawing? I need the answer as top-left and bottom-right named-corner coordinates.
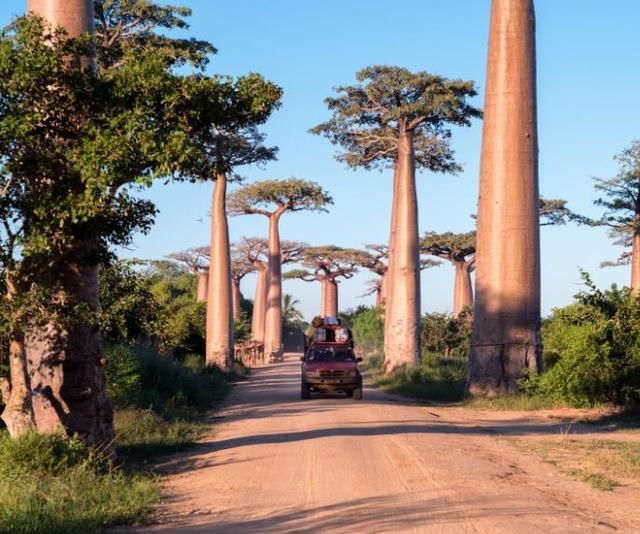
top-left (370, 353), bottom-right (468, 402)
top-left (536, 275), bottom-right (640, 407)
top-left (421, 309), bottom-right (472, 358)
top-left (105, 344), bottom-right (230, 418)
top-left (0, 431), bottom-right (157, 533)
top-left (352, 306), bottom-right (384, 356)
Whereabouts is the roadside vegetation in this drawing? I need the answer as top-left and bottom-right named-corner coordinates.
top-left (508, 436), bottom-right (640, 491)
top-left (353, 272), bottom-right (640, 411)
top-left (0, 260), bottom-right (246, 531)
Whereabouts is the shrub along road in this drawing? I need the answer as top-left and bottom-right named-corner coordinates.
top-left (137, 356), bottom-right (640, 533)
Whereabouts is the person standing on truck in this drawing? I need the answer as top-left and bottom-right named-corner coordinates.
top-left (304, 316), bottom-right (324, 351)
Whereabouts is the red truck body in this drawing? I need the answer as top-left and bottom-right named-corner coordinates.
top-left (300, 340), bottom-right (363, 400)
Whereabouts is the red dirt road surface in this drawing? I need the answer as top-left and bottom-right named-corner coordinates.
top-left (136, 355), bottom-right (640, 533)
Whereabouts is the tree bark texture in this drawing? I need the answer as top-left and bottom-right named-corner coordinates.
top-left (264, 212), bottom-right (283, 360)
top-left (26, 262), bottom-right (115, 449)
top-left (0, 272), bottom-right (35, 437)
top-left (632, 230), bottom-right (640, 296)
top-left (232, 279), bottom-right (242, 321)
top-left (23, 0), bottom-right (114, 450)
top-left (384, 167), bottom-right (401, 367)
top-left (28, 0), bottom-right (94, 37)
top-left (453, 261), bottom-right (474, 317)
top-left (251, 264), bottom-right (267, 343)
top-left (320, 278), bottom-right (326, 316)
top-left (469, 0), bottom-right (542, 396)
top-left (385, 131), bottom-right (420, 372)
top-left (206, 173), bottom-right (234, 368)
top-left (196, 271), bottom-right (209, 303)
top-left (324, 279), bottom-right (339, 318)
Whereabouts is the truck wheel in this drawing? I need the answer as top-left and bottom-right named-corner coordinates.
top-left (301, 381), bottom-right (311, 400)
top-left (345, 389), bottom-right (353, 398)
top-left (352, 387), bottom-right (362, 400)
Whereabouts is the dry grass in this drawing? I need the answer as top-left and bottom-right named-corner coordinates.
top-left (509, 434), bottom-right (640, 491)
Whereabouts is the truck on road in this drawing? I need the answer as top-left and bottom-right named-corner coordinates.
top-left (300, 326), bottom-right (363, 400)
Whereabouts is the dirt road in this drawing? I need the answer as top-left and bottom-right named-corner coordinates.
top-left (143, 355), bottom-right (639, 533)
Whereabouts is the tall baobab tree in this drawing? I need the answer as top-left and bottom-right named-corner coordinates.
top-left (591, 141), bottom-right (640, 294)
top-left (229, 180), bottom-right (332, 360)
top-left (285, 246), bottom-right (364, 317)
top-left (312, 66), bottom-right (481, 372)
top-left (167, 246), bottom-right (210, 302)
top-left (469, 0), bottom-right (541, 396)
top-left (201, 116), bottom-right (281, 370)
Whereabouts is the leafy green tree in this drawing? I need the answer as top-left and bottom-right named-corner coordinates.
top-left (312, 66), bottom-right (481, 372)
top-left (228, 179), bottom-right (332, 360)
top-left (0, 3), bottom-right (218, 440)
top-left (99, 260), bottom-right (162, 344)
top-left (591, 141), bottom-right (640, 293)
top-left (351, 306), bottom-right (384, 357)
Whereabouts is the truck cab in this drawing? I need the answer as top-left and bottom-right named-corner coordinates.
top-left (300, 330), bottom-right (363, 400)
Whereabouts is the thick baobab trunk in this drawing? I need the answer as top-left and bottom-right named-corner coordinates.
top-left (324, 279), bottom-right (339, 317)
top-left (251, 264), bottom-right (267, 342)
top-left (196, 270), bottom-right (209, 302)
top-left (469, 0), bottom-right (541, 396)
top-left (384, 168), bottom-right (400, 362)
top-left (232, 279), bottom-right (242, 321)
top-left (385, 131), bottom-right (421, 372)
top-left (631, 229), bottom-right (640, 296)
top-left (206, 172), bottom-right (234, 368)
top-left (28, 0), bottom-right (94, 37)
top-left (27, 261), bottom-right (115, 449)
top-left (453, 261), bottom-right (474, 317)
top-left (264, 212), bottom-right (283, 360)
top-left (24, 0), bottom-right (114, 450)
top-left (0, 273), bottom-right (35, 437)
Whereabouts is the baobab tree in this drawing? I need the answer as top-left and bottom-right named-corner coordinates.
top-left (200, 115), bottom-right (281, 370)
top-left (312, 66), bottom-right (481, 372)
top-left (285, 246), bottom-right (364, 317)
top-left (591, 141), bottom-right (640, 294)
top-left (167, 246), bottom-right (210, 302)
top-left (0, 1), bottom-right (220, 442)
top-left (469, 0), bottom-right (541, 396)
top-left (229, 180), bottom-right (332, 360)
top-left (422, 232), bottom-right (476, 318)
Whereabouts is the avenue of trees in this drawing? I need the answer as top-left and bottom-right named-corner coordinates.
top-left (2, 0), bottom-right (640, 464)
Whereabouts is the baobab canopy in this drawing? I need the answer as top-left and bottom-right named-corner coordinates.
top-left (228, 178), bottom-right (333, 214)
top-left (310, 65), bottom-right (482, 172)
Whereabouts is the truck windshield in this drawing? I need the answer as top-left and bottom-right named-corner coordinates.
top-left (308, 347), bottom-right (355, 362)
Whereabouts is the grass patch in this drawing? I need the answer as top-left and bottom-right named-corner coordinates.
top-left (364, 353), bottom-right (467, 402)
top-left (464, 395), bottom-right (571, 411)
top-left (115, 408), bottom-right (207, 462)
top-left (509, 436), bottom-right (640, 492)
top-left (0, 346), bottom-right (245, 532)
top-left (0, 431), bottom-right (158, 533)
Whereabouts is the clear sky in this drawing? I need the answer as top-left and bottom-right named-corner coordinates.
top-left (2, 1), bottom-right (639, 321)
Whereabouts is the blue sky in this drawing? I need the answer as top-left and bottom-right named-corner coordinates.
top-left (3, 1), bottom-right (639, 320)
